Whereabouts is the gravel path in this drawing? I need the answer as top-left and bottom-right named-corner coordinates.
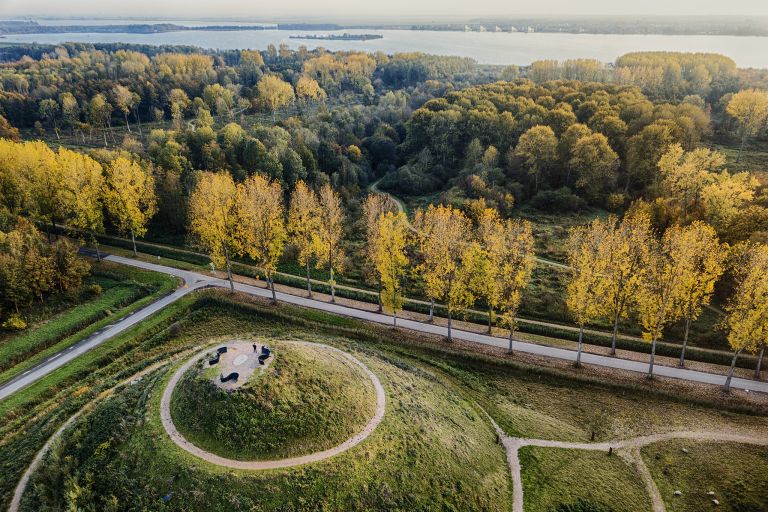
top-left (490, 425), bottom-right (768, 512)
top-left (160, 341), bottom-right (386, 470)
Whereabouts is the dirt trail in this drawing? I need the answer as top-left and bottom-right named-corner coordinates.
top-left (490, 424), bottom-right (768, 512)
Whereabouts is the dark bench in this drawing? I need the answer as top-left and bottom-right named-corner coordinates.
top-left (208, 353), bottom-right (220, 365)
top-left (258, 345), bottom-right (271, 365)
top-left (220, 372), bottom-right (239, 383)
top-left (217, 346), bottom-right (228, 354)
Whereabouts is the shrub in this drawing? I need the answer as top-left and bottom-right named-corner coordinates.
top-left (89, 284), bottom-right (103, 296)
top-left (3, 314), bottom-right (27, 331)
top-left (528, 187), bottom-right (586, 212)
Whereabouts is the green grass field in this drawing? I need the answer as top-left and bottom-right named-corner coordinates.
top-left (520, 447), bottom-right (650, 512)
top-left (642, 440), bottom-right (768, 512)
top-left (170, 340), bottom-right (377, 460)
top-left (2, 290), bottom-right (766, 511)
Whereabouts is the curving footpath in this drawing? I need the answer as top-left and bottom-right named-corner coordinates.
top-left (160, 341), bottom-right (386, 470)
top-left (487, 419), bottom-right (768, 512)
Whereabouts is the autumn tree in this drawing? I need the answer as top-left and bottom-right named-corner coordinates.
top-left (672, 222), bottom-right (727, 367)
top-left (188, 171), bottom-right (241, 291)
top-left (258, 75), bottom-right (295, 121)
top-left (414, 204), bottom-right (472, 341)
top-left (362, 192), bottom-right (399, 310)
top-left (58, 149), bottom-right (105, 260)
top-left (169, 88), bottom-right (190, 130)
top-left (566, 219), bottom-right (610, 366)
top-left (492, 215), bottom-right (535, 351)
top-left (723, 243), bottom-right (768, 392)
top-left (238, 174), bottom-right (287, 303)
top-left (88, 93), bottom-right (113, 146)
top-left (658, 144), bottom-right (725, 222)
top-left (103, 157), bottom-right (157, 257)
top-left (513, 125), bottom-right (558, 192)
top-left (287, 181), bottom-right (320, 296)
top-left (599, 209), bottom-right (653, 355)
top-left (636, 224), bottom-right (692, 377)
top-left (726, 89), bottom-right (768, 162)
top-left (373, 211), bottom-right (410, 326)
top-left (113, 85), bottom-right (137, 132)
top-left (312, 184), bottom-right (345, 302)
top-left (296, 75), bottom-right (327, 110)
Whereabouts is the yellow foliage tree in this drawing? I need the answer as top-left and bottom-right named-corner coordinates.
top-left (188, 172), bottom-right (241, 291)
top-left (599, 209), bottom-right (653, 355)
top-left (672, 222), bottom-right (727, 367)
top-left (238, 174), bottom-right (287, 303)
top-left (723, 243), bottom-right (768, 391)
top-left (295, 75), bottom-right (327, 109)
top-left (566, 219), bottom-right (610, 366)
top-left (312, 184), bottom-right (345, 302)
top-left (58, 148), bottom-right (105, 260)
top-left (287, 181), bottom-right (320, 296)
top-left (658, 144), bottom-right (726, 222)
top-left (103, 157), bottom-right (157, 257)
top-left (373, 211), bottom-right (410, 326)
top-left (636, 224), bottom-right (703, 377)
top-left (726, 89), bottom-right (768, 162)
top-left (413, 204), bottom-right (472, 341)
top-left (258, 75), bottom-right (295, 121)
top-left (362, 192), bottom-right (399, 310)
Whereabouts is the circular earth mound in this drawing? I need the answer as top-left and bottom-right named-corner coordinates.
top-left (169, 340), bottom-right (377, 461)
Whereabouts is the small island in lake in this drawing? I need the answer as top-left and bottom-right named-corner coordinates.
top-left (289, 33), bottom-right (383, 41)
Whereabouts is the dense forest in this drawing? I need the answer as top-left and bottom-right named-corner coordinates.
top-left (0, 42), bottom-right (767, 339)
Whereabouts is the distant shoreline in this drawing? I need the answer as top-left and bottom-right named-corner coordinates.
top-left (1, 18), bottom-right (767, 37)
top-left (289, 33), bottom-right (383, 41)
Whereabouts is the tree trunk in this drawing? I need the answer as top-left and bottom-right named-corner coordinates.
top-left (428, 299), bottom-right (435, 322)
top-left (610, 313), bottom-right (619, 355)
top-left (377, 278), bottom-right (383, 312)
top-left (269, 274), bottom-right (277, 304)
top-left (224, 247), bottom-right (234, 292)
top-left (393, 310), bottom-right (397, 327)
top-left (329, 266), bottom-right (335, 303)
top-left (723, 348), bottom-right (743, 393)
top-left (54, 127), bottom-right (60, 142)
top-left (487, 306), bottom-right (493, 334)
top-left (648, 337), bottom-right (658, 378)
top-left (575, 325), bottom-right (584, 367)
top-left (508, 322), bottom-right (515, 354)
top-left (305, 260), bottom-right (312, 297)
top-left (131, 229), bottom-right (137, 257)
top-left (93, 237), bottom-right (101, 262)
top-left (736, 131), bottom-right (746, 163)
top-left (754, 344), bottom-right (765, 380)
top-left (124, 112), bottom-right (131, 133)
top-left (679, 316), bottom-right (691, 367)
top-left (447, 310), bottom-right (452, 342)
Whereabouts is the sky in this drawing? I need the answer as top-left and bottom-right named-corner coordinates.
top-left (2, 0), bottom-right (768, 19)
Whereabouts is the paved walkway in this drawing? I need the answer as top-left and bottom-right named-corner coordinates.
top-left (160, 341), bottom-right (386, 470)
top-left (2, 253), bottom-right (765, 402)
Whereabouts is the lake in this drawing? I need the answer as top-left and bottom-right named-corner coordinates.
top-left (3, 25), bottom-right (767, 68)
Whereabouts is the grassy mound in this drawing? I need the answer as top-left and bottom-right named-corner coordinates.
top-left (170, 341), bottom-right (377, 460)
top-left (642, 440), bottom-right (768, 512)
top-left (21, 332), bottom-right (510, 511)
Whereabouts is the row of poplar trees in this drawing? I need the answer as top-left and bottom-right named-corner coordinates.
top-left (565, 205), bottom-right (766, 391)
top-left (187, 171), bottom-right (537, 347)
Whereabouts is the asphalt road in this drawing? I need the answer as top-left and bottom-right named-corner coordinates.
top-left (1, 254), bottom-right (765, 402)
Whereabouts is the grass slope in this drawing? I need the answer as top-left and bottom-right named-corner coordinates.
top-left (520, 446), bottom-right (650, 512)
top-left (170, 341), bottom-right (377, 460)
top-left (642, 440), bottom-right (768, 512)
